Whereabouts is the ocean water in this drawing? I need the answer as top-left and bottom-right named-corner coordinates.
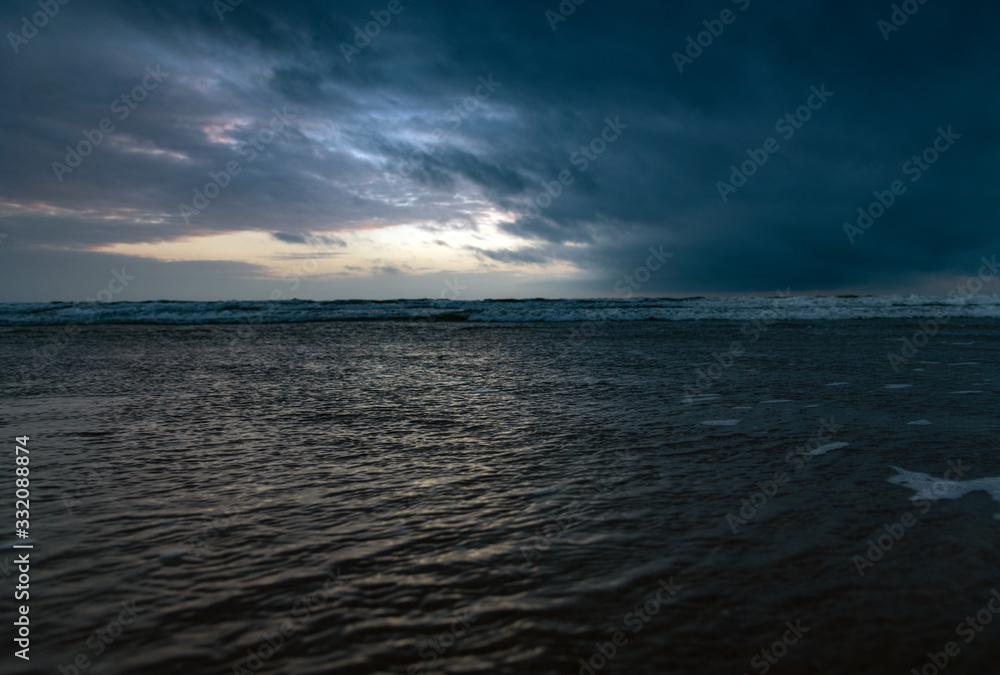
top-left (2, 307), bottom-right (999, 674)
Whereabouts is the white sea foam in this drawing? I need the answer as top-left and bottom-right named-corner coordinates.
top-left (683, 394), bottom-right (722, 404)
top-left (888, 467), bottom-right (1000, 517)
top-left (3, 294), bottom-right (1000, 324)
top-left (803, 442), bottom-right (849, 456)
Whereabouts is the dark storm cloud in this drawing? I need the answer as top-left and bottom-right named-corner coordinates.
top-left (271, 232), bottom-right (309, 244)
top-left (1, 0), bottom-right (998, 298)
top-left (467, 245), bottom-right (555, 266)
top-left (271, 232), bottom-right (347, 248)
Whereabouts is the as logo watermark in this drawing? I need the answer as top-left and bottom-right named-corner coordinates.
top-left (878, 0), bottom-right (931, 41)
top-left (7, 0), bottom-right (71, 54)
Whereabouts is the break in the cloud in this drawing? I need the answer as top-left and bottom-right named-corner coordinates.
top-left (0, 0), bottom-right (998, 300)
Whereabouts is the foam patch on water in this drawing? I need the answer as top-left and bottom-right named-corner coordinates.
top-left (683, 394), bottom-right (721, 404)
top-left (907, 420), bottom-right (932, 425)
top-left (470, 387), bottom-right (498, 394)
top-left (702, 420), bottom-right (740, 426)
top-left (826, 382), bottom-right (850, 386)
top-left (159, 551), bottom-right (187, 563)
top-left (888, 467), bottom-right (1000, 517)
top-left (804, 442), bottom-right (849, 456)
top-left (884, 384), bottom-right (913, 389)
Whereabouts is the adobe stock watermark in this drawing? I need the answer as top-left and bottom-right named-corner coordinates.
top-left (545, 0), bottom-right (587, 32)
top-left (520, 450), bottom-right (637, 569)
top-left (405, 609), bottom-right (477, 675)
top-left (340, 0), bottom-right (414, 63)
top-left (16, 266), bottom-right (136, 395)
top-left (60, 465), bottom-right (113, 515)
top-left (86, 268), bottom-right (134, 302)
top-left (57, 600), bottom-right (146, 674)
top-left (213, 0), bottom-right (243, 22)
top-left (61, 420), bottom-right (159, 515)
top-left (7, 0), bottom-right (71, 54)
top-left (673, 0), bottom-right (751, 73)
top-left (439, 277), bottom-right (466, 300)
top-left (726, 417), bottom-right (843, 534)
top-left (843, 126), bottom-right (960, 243)
top-left (398, 74), bottom-right (502, 178)
top-left (851, 459), bottom-right (970, 577)
top-left (717, 84), bottom-right (833, 201)
top-left (742, 619), bottom-right (810, 675)
top-left (912, 588), bottom-right (1000, 675)
top-left (231, 566), bottom-right (345, 674)
top-left (681, 289), bottom-right (792, 398)
top-left (226, 233), bottom-right (346, 358)
top-left (178, 106), bottom-right (295, 223)
top-left (52, 65), bottom-right (169, 182)
top-left (887, 254), bottom-right (997, 372)
top-left (878, 0), bottom-right (931, 41)
top-left (613, 246), bottom-right (672, 297)
top-left (573, 577), bottom-right (684, 675)
top-left (184, 500), bottom-right (254, 556)
top-left (520, 116), bottom-right (628, 226)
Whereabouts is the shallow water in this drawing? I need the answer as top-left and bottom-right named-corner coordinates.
top-left (1, 320), bottom-right (999, 674)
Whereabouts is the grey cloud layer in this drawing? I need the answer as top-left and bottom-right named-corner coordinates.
top-left (1, 0), bottom-right (998, 298)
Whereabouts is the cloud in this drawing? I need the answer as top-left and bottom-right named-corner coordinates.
top-left (467, 246), bottom-right (554, 266)
top-left (1, 0), bottom-right (998, 298)
top-left (270, 232), bottom-right (308, 244)
top-left (270, 232), bottom-right (347, 248)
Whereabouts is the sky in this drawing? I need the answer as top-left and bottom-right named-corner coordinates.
top-left (0, 0), bottom-right (997, 301)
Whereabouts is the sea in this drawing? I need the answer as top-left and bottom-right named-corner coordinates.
top-left (1, 296), bottom-right (999, 675)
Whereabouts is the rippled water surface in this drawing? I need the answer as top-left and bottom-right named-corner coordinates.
top-left (2, 320), bottom-right (999, 674)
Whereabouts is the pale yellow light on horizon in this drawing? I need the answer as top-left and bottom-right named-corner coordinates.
top-left (92, 214), bottom-right (576, 278)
